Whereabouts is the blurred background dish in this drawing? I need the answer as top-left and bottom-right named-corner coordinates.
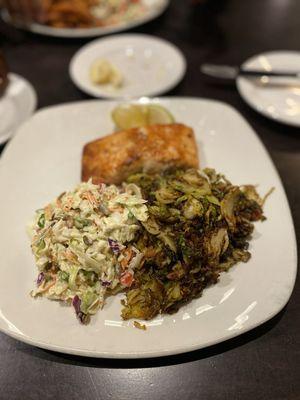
top-left (69, 34), bottom-right (187, 99)
top-left (1, 0), bottom-right (169, 37)
top-left (0, 50), bottom-right (9, 97)
top-left (0, 72), bottom-right (37, 145)
top-left (237, 51), bottom-right (300, 127)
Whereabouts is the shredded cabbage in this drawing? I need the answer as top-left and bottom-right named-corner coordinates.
top-left (30, 180), bottom-right (147, 323)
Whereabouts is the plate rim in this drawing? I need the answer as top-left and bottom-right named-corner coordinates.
top-left (69, 33), bottom-right (187, 99)
top-left (236, 50), bottom-right (300, 128)
top-left (0, 0), bottom-right (169, 38)
top-left (0, 97), bottom-right (297, 358)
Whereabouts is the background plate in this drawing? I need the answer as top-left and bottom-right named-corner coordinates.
top-left (237, 51), bottom-right (300, 127)
top-left (1, 0), bottom-right (169, 38)
top-left (69, 34), bottom-right (186, 99)
top-left (0, 98), bottom-right (296, 358)
top-left (0, 73), bottom-right (37, 145)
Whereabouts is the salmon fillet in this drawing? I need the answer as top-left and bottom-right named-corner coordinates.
top-left (82, 123), bottom-right (199, 185)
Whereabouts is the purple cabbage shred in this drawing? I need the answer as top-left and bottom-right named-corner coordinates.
top-left (108, 238), bottom-right (120, 255)
top-left (72, 295), bottom-right (87, 324)
top-left (37, 272), bottom-right (45, 286)
top-left (72, 295), bottom-right (81, 314)
top-left (101, 280), bottom-right (111, 287)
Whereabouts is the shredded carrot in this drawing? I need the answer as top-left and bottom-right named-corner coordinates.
top-left (82, 191), bottom-right (98, 207)
top-left (120, 271), bottom-right (134, 287)
top-left (108, 205), bottom-right (123, 213)
top-left (59, 196), bottom-right (74, 212)
top-left (64, 249), bottom-right (78, 262)
top-left (120, 248), bottom-right (134, 270)
top-left (38, 279), bottom-right (56, 293)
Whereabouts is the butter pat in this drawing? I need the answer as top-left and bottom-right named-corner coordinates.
top-left (90, 59), bottom-right (123, 88)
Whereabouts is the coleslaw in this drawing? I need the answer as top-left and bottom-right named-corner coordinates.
top-left (91, 0), bottom-right (146, 26)
top-left (30, 180), bottom-right (148, 323)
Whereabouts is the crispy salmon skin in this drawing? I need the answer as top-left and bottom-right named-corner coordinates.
top-left (82, 123), bottom-right (199, 185)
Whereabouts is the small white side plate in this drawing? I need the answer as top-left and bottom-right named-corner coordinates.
top-left (0, 73), bottom-right (37, 145)
top-left (237, 51), bottom-right (300, 127)
top-left (69, 34), bottom-right (186, 99)
top-left (0, 98), bottom-right (297, 358)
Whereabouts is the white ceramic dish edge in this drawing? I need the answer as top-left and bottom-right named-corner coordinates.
top-left (0, 73), bottom-right (37, 146)
top-left (236, 50), bottom-right (300, 128)
top-left (1, 0), bottom-right (169, 38)
top-left (69, 34), bottom-right (187, 99)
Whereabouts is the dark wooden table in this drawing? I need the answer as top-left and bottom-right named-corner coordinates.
top-left (0, 1), bottom-right (299, 399)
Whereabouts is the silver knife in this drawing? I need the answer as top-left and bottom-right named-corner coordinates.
top-left (200, 63), bottom-right (300, 80)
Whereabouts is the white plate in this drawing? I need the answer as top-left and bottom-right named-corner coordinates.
top-left (1, 0), bottom-right (169, 38)
top-left (237, 51), bottom-right (300, 127)
top-left (0, 73), bottom-right (37, 145)
top-left (0, 98), bottom-right (296, 358)
top-left (69, 34), bottom-right (186, 99)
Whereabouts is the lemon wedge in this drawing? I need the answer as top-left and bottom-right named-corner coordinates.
top-left (147, 104), bottom-right (175, 125)
top-left (112, 104), bottom-right (147, 130)
top-left (112, 104), bottom-right (175, 130)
